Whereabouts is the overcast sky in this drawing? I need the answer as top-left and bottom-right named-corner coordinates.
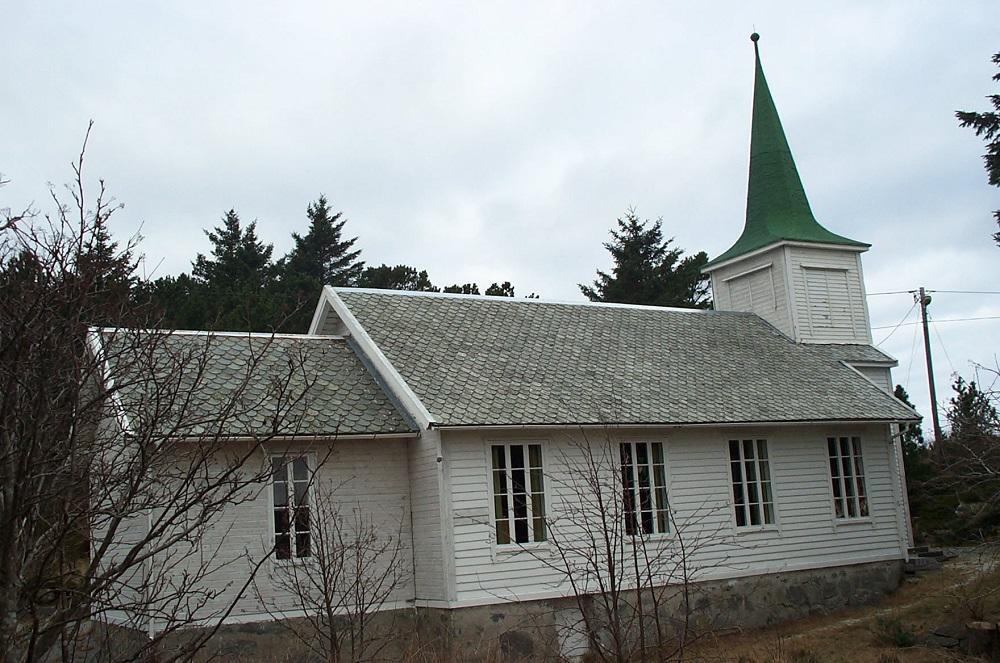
top-left (4, 2), bottom-right (999, 427)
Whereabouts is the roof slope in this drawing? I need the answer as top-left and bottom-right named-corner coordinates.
top-left (98, 331), bottom-right (414, 438)
top-left (335, 289), bottom-right (917, 427)
top-left (706, 35), bottom-right (867, 268)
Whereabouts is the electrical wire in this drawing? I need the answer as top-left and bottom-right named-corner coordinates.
top-left (928, 290), bottom-right (1000, 295)
top-left (904, 315), bottom-right (919, 393)
top-left (867, 289), bottom-right (1000, 297)
top-left (871, 315), bottom-right (1000, 330)
top-left (875, 301), bottom-right (917, 347)
top-left (928, 314), bottom-right (958, 376)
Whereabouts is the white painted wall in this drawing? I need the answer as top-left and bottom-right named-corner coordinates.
top-left (409, 429), bottom-right (449, 604)
top-left (442, 424), bottom-right (906, 607)
top-left (787, 247), bottom-right (872, 344)
top-left (856, 366), bottom-right (893, 394)
top-left (709, 244), bottom-right (873, 345)
top-left (710, 247), bottom-right (793, 338)
top-left (144, 438), bottom-right (415, 627)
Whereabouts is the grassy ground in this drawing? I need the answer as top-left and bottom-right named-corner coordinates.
top-left (684, 548), bottom-right (1000, 662)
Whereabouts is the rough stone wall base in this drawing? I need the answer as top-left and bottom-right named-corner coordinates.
top-left (417, 560), bottom-right (903, 661)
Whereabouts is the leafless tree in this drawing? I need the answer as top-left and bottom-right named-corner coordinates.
top-left (523, 428), bottom-right (730, 663)
top-left (253, 461), bottom-right (410, 663)
top-left (0, 132), bottom-right (321, 661)
top-left (925, 362), bottom-right (1000, 537)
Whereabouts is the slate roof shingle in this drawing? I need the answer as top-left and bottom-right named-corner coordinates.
top-left (99, 331), bottom-right (414, 438)
top-left (335, 289), bottom-right (917, 427)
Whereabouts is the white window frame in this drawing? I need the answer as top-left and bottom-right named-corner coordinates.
top-left (269, 453), bottom-right (314, 561)
top-left (489, 442), bottom-right (547, 547)
top-left (620, 441), bottom-right (671, 536)
top-left (827, 436), bottom-right (869, 520)
top-left (728, 439), bottom-right (776, 529)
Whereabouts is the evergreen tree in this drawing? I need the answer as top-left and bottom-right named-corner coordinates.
top-left (137, 273), bottom-right (209, 330)
top-left (191, 209), bottom-right (281, 331)
top-left (193, 210), bottom-right (274, 287)
top-left (443, 283), bottom-right (480, 295)
top-left (946, 376), bottom-right (999, 441)
top-left (284, 196), bottom-right (363, 286)
top-left (956, 51), bottom-right (1000, 246)
top-left (75, 214), bottom-right (138, 324)
top-left (357, 264), bottom-right (439, 292)
top-left (484, 282), bottom-right (515, 297)
top-left (580, 209), bottom-right (711, 308)
top-left (894, 385), bottom-right (931, 484)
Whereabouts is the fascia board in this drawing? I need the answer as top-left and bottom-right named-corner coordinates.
top-left (321, 286), bottom-right (437, 429)
top-left (86, 328), bottom-right (134, 437)
top-left (703, 240), bottom-right (868, 274)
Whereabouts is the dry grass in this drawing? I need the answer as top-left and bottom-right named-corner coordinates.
top-left (684, 551), bottom-right (1000, 663)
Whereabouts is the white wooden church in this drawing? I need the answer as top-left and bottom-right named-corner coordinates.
top-left (95, 34), bottom-right (919, 654)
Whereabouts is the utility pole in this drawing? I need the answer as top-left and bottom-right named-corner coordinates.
top-left (916, 287), bottom-right (942, 442)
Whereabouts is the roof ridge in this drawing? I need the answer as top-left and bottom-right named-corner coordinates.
top-left (335, 287), bottom-right (721, 315)
top-left (91, 327), bottom-right (346, 341)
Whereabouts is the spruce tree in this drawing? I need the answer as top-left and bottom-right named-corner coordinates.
top-left (956, 51), bottom-right (1000, 246)
top-left (580, 209), bottom-right (711, 308)
top-left (484, 282), bottom-right (515, 297)
top-left (285, 196), bottom-right (363, 286)
top-left (894, 385), bottom-right (931, 484)
top-left (443, 283), bottom-right (480, 295)
top-left (946, 377), bottom-right (999, 441)
top-left (191, 209), bottom-right (280, 331)
top-left (357, 264), bottom-right (439, 291)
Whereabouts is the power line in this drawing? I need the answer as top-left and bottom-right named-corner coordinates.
top-left (904, 315), bottom-right (919, 393)
top-left (929, 315), bottom-right (957, 376)
top-left (867, 289), bottom-right (1000, 297)
top-left (875, 301), bottom-right (917, 347)
top-left (871, 315), bottom-right (1000, 330)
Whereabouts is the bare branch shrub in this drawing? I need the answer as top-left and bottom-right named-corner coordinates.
top-left (253, 459), bottom-right (410, 663)
top-left (516, 427), bottom-right (730, 663)
top-left (1, 132), bottom-right (323, 661)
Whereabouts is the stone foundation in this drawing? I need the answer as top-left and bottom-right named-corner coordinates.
top-left (128, 560), bottom-right (902, 661)
top-left (418, 560), bottom-right (904, 661)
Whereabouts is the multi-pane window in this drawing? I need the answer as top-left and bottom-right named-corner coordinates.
top-left (491, 443), bottom-right (546, 545)
top-left (828, 437), bottom-right (868, 519)
top-left (729, 439), bottom-right (775, 527)
top-left (272, 456), bottom-right (311, 560)
top-left (620, 441), bottom-right (670, 535)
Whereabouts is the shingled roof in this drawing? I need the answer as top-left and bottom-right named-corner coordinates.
top-left (97, 330), bottom-right (414, 438)
top-left (334, 289), bottom-right (917, 427)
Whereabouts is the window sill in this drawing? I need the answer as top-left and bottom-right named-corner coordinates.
top-left (832, 517), bottom-right (873, 527)
top-left (493, 542), bottom-right (550, 557)
top-left (624, 532), bottom-right (673, 545)
top-left (734, 525), bottom-right (780, 536)
top-left (272, 556), bottom-right (314, 567)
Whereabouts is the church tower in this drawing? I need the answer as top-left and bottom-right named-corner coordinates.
top-left (704, 34), bottom-right (873, 345)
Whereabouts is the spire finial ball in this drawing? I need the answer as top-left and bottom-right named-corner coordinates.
top-left (750, 32), bottom-right (760, 43)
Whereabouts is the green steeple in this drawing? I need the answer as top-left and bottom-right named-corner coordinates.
top-left (706, 33), bottom-right (868, 268)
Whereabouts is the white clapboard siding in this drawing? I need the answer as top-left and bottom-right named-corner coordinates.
top-left (856, 366), bottom-right (893, 394)
top-left (158, 438), bottom-right (415, 623)
top-left (711, 246), bottom-right (792, 338)
top-left (442, 425), bottom-right (905, 605)
top-left (788, 247), bottom-right (871, 344)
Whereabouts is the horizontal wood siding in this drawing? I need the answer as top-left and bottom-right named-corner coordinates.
top-left (856, 366), bottom-right (892, 394)
top-left (710, 247), bottom-right (792, 338)
top-left (162, 439), bottom-right (415, 622)
top-left (443, 425), bottom-right (905, 605)
top-left (788, 247), bottom-right (871, 344)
